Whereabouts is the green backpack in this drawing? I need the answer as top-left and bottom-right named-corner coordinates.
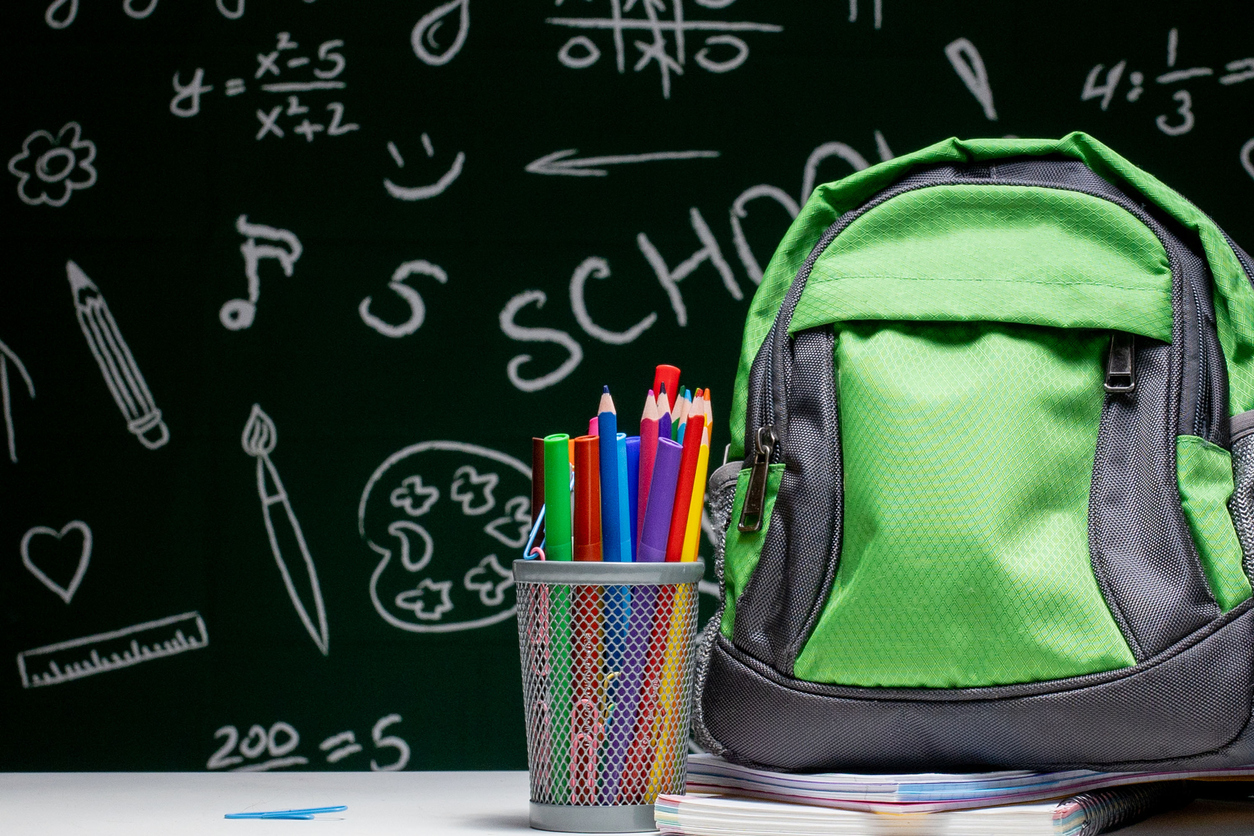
top-left (695, 133), bottom-right (1254, 771)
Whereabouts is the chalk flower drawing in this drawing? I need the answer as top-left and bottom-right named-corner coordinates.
top-left (450, 465), bottom-right (498, 515)
top-left (389, 475), bottom-right (439, 516)
top-left (395, 577), bottom-right (454, 621)
top-left (8, 123), bottom-right (97, 207)
top-left (463, 555), bottom-right (514, 607)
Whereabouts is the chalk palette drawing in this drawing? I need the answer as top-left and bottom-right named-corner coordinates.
top-left (45, 0), bottom-right (245, 28)
top-left (67, 260), bottom-right (170, 450)
top-left (9, 123), bottom-right (97, 207)
top-left (412, 0), bottom-right (469, 66)
top-left (241, 404), bottom-right (330, 656)
top-left (846, 0), bottom-right (882, 29)
top-left (17, 611), bottom-right (208, 688)
top-left (499, 290), bottom-right (585, 392)
top-left (359, 441), bottom-right (529, 632)
top-left (222, 215), bottom-right (302, 331)
top-left (384, 136), bottom-right (465, 201)
top-left (21, 521), bottom-right (92, 604)
top-left (525, 148), bottom-right (719, 177)
top-left (546, 0), bottom-right (782, 98)
top-left (208, 722), bottom-right (305, 772)
top-left (945, 38), bottom-right (997, 121)
top-left (359, 260), bottom-right (448, 338)
top-left (0, 339), bottom-right (35, 464)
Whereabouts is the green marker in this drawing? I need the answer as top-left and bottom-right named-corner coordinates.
top-left (543, 434), bottom-right (573, 562)
top-left (542, 433), bottom-right (573, 801)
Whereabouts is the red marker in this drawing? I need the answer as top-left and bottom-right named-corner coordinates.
top-left (653, 365), bottom-right (680, 409)
top-left (573, 435), bottom-right (602, 562)
top-left (664, 392), bottom-right (705, 562)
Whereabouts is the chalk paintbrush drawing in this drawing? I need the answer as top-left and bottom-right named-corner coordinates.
top-left (241, 404), bottom-right (329, 656)
top-left (17, 611), bottom-right (208, 688)
top-left (359, 260), bottom-right (448, 337)
top-left (67, 260), bottom-right (170, 450)
top-left (384, 136), bottom-right (464, 200)
top-left (359, 441), bottom-right (528, 632)
top-left (945, 37), bottom-right (997, 121)
top-left (21, 521), bottom-right (92, 604)
top-left (0, 339), bottom-right (35, 463)
top-left (9, 123), bottom-right (97, 207)
top-left (412, 0), bottom-right (469, 66)
top-left (222, 215), bottom-right (302, 330)
top-left (525, 148), bottom-right (719, 177)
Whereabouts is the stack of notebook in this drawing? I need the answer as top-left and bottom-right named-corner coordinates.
top-left (655, 755), bottom-right (1254, 835)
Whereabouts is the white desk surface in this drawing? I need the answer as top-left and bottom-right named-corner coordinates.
top-left (3, 771), bottom-right (1254, 835)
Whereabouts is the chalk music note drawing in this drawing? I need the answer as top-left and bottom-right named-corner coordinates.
top-left (242, 404), bottom-right (329, 656)
top-left (67, 260), bottom-right (170, 450)
top-left (222, 216), bottom-right (302, 330)
top-left (21, 521), bottom-right (92, 604)
top-left (0, 339), bottom-right (35, 463)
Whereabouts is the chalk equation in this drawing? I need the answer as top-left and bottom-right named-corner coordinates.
top-left (222, 215), bottom-right (302, 331)
top-left (359, 441), bottom-right (528, 633)
top-left (384, 135), bottom-right (465, 201)
top-left (0, 339), bottom-right (35, 464)
top-left (1082, 28), bottom-right (1254, 137)
top-left (171, 32), bottom-right (359, 142)
top-left (546, 0), bottom-right (782, 99)
top-left (21, 521), bottom-right (92, 604)
top-left (208, 714), bottom-right (410, 772)
top-left (17, 611), bottom-right (208, 688)
top-left (67, 260), bottom-right (170, 450)
top-left (8, 122), bottom-right (97, 208)
top-left (45, 0), bottom-right (245, 29)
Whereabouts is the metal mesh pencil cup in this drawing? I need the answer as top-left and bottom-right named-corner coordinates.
top-left (513, 560), bottom-right (704, 833)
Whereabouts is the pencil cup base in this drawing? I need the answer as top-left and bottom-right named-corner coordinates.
top-left (529, 802), bottom-right (657, 832)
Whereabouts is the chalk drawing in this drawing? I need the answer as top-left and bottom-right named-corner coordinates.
top-left (638, 207), bottom-right (740, 325)
top-left (874, 129), bottom-right (895, 162)
top-left (1242, 138), bottom-right (1254, 183)
top-left (547, 0), bottom-right (782, 99)
top-left (360, 441), bottom-right (527, 632)
top-left (525, 148), bottom-right (719, 177)
top-left (45, 0), bottom-right (243, 27)
top-left (944, 37), bottom-right (997, 121)
top-left (124, 0), bottom-right (159, 18)
top-left (171, 69), bottom-right (214, 117)
top-left (67, 260), bottom-right (170, 450)
top-left (0, 339), bottom-right (35, 464)
top-left (208, 721), bottom-right (306, 772)
top-left (359, 260), bottom-right (448, 337)
top-left (390, 475), bottom-right (439, 516)
top-left (500, 290), bottom-right (584, 392)
top-left (241, 404), bottom-right (329, 656)
top-left (17, 611), bottom-right (208, 688)
top-left (847, 0), bottom-right (883, 29)
top-left (370, 714), bottom-right (410, 771)
top-left (319, 730), bottom-right (363, 764)
top-left (801, 142), bottom-right (869, 204)
top-left (21, 521), bottom-right (92, 604)
top-left (222, 215), bottom-right (302, 330)
top-left (9, 123), bottom-right (97, 207)
top-left (730, 185), bottom-right (799, 286)
top-left (44, 0), bottom-right (77, 28)
top-left (570, 256), bottom-right (657, 344)
top-left (217, 0), bottom-right (244, 19)
top-left (384, 136), bottom-right (464, 200)
top-left (412, 0), bottom-right (470, 66)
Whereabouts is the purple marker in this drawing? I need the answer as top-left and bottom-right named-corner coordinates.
top-left (637, 438), bottom-right (682, 563)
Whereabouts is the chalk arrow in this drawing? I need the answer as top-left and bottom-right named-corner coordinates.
top-left (525, 148), bottom-right (720, 177)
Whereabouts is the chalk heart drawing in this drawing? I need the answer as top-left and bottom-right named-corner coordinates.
top-left (359, 441), bottom-right (528, 633)
top-left (8, 122), bottom-right (97, 207)
top-left (21, 521), bottom-right (92, 604)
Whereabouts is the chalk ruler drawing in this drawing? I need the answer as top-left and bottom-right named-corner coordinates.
top-left (525, 148), bottom-right (719, 177)
top-left (945, 38), bottom-right (997, 121)
top-left (359, 259), bottom-right (448, 338)
top-left (412, 0), bottom-right (470, 65)
top-left (67, 260), bottom-right (170, 450)
top-left (21, 521), bottom-right (92, 604)
top-left (17, 611), bottom-right (208, 688)
top-left (45, 0), bottom-right (244, 28)
top-left (359, 441), bottom-right (528, 633)
top-left (242, 404), bottom-right (329, 656)
top-left (384, 135), bottom-right (464, 200)
top-left (222, 215), bottom-right (302, 331)
top-left (546, 0), bottom-right (782, 99)
top-left (0, 339), bottom-right (35, 463)
top-left (8, 122), bottom-right (97, 207)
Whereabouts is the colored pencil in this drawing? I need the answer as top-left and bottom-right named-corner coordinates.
top-left (614, 433), bottom-right (632, 562)
top-left (680, 425), bottom-right (711, 562)
top-left (621, 579), bottom-right (674, 802)
top-left (665, 394), bottom-right (705, 562)
top-left (657, 386), bottom-right (672, 446)
top-left (638, 438), bottom-right (682, 563)
top-left (610, 582), bottom-right (654, 803)
top-left (672, 389), bottom-right (688, 441)
top-left (570, 577), bottom-right (602, 803)
top-left (531, 437), bottom-right (546, 548)
top-left (647, 583), bottom-right (693, 798)
top-left (543, 434), bottom-right (573, 562)
top-left (653, 365), bottom-right (680, 407)
top-left (572, 435), bottom-right (601, 562)
top-left (625, 436), bottom-right (641, 562)
top-left (638, 391), bottom-right (659, 546)
top-left (602, 435), bottom-right (634, 798)
top-left (598, 388), bottom-right (623, 563)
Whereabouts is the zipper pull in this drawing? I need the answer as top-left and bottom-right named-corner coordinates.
top-left (738, 426), bottom-right (778, 533)
top-left (1105, 332), bottom-right (1136, 393)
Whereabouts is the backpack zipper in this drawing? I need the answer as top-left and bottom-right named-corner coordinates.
top-left (1105, 332), bottom-right (1137, 393)
top-left (738, 425), bottom-right (778, 532)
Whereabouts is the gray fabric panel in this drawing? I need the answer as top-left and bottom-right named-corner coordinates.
top-left (1233, 410), bottom-right (1254, 443)
top-left (702, 602), bottom-right (1254, 771)
top-left (1229, 434), bottom-right (1254, 582)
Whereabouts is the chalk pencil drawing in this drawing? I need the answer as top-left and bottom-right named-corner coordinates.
top-left (0, 339), bottom-right (35, 464)
top-left (67, 260), bottom-right (170, 450)
top-left (525, 148), bottom-right (719, 177)
top-left (241, 404), bottom-right (329, 656)
top-left (17, 611), bottom-right (208, 688)
top-left (945, 37), bottom-right (997, 121)
top-left (21, 521), bottom-right (92, 604)
top-left (384, 136), bottom-right (465, 200)
top-left (546, 0), bottom-right (782, 99)
top-left (222, 215), bottom-right (302, 331)
top-left (9, 123), bottom-right (97, 207)
top-left (412, 0), bottom-right (469, 66)
top-left (360, 441), bottom-right (528, 632)
top-left (359, 260), bottom-right (448, 338)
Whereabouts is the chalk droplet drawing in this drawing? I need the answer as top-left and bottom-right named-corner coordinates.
top-left (21, 521), bottom-right (92, 604)
top-left (222, 215), bottom-right (302, 330)
top-left (16, 611), bottom-right (208, 689)
top-left (241, 404), bottom-right (329, 656)
top-left (525, 148), bottom-right (719, 177)
top-left (412, 0), bottom-right (469, 66)
top-left (945, 37), bottom-right (997, 121)
top-left (0, 339), bottom-right (35, 464)
top-left (384, 136), bottom-right (465, 201)
top-left (359, 259), bottom-right (448, 338)
top-left (8, 123), bottom-right (97, 207)
top-left (67, 260), bottom-right (170, 450)
top-left (359, 441), bottom-right (528, 633)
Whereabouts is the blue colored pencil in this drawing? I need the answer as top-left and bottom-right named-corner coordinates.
top-left (598, 388), bottom-right (622, 562)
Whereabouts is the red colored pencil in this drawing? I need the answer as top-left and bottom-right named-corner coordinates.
top-left (637, 390), bottom-right (659, 548)
top-left (664, 392), bottom-right (705, 562)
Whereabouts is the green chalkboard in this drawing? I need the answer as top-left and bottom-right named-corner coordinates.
top-left (3, 0), bottom-right (1253, 771)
